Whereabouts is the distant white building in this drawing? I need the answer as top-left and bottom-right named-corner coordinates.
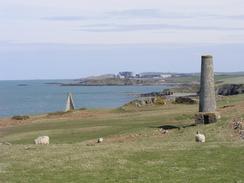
top-left (161, 74), bottom-right (172, 78)
top-left (138, 72), bottom-right (172, 79)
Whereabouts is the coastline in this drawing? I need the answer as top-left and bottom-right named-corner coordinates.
top-left (0, 91), bottom-right (198, 129)
top-left (0, 82), bottom-right (171, 118)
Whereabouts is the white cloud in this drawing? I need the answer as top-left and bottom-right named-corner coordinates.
top-left (1, 0), bottom-right (244, 44)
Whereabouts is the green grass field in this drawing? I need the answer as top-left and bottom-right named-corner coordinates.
top-left (218, 76), bottom-right (244, 85)
top-left (0, 95), bottom-right (244, 183)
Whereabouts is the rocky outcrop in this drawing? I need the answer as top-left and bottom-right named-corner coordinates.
top-left (175, 97), bottom-right (197, 104)
top-left (140, 89), bottom-right (173, 97)
top-left (232, 119), bottom-right (244, 140)
top-left (195, 112), bottom-right (220, 124)
top-left (140, 92), bottom-right (165, 97)
top-left (232, 119), bottom-right (243, 130)
top-left (217, 84), bottom-right (244, 96)
top-left (126, 96), bottom-right (166, 107)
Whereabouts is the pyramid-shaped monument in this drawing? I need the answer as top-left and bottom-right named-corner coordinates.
top-left (65, 93), bottom-right (75, 112)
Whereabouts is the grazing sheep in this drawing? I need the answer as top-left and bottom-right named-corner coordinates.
top-left (159, 128), bottom-right (169, 134)
top-left (97, 138), bottom-right (104, 143)
top-left (34, 136), bottom-right (49, 145)
top-left (195, 131), bottom-right (206, 143)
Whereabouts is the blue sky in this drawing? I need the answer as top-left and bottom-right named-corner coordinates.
top-left (0, 0), bottom-right (244, 80)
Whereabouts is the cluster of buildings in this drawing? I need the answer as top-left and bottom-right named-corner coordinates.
top-left (117, 72), bottom-right (172, 79)
top-left (83, 71), bottom-right (196, 80)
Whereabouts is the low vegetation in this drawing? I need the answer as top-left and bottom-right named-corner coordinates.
top-left (11, 115), bottom-right (30, 120)
top-left (0, 94), bottom-right (244, 182)
top-left (217, 76), bottom-right (244, 85)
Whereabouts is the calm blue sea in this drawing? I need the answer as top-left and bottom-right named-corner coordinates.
top-left (0, 80), bottom-right (169, 117)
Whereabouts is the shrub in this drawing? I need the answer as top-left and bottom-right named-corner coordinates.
top-left (154, 96), bottom-right (166, 105)
top-left (11, 115), bottom-right (30, 120)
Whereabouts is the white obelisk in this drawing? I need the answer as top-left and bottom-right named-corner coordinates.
top-left (65, 93), bottom-right (75, 112)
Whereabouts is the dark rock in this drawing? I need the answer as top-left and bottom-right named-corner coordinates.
top-left (175, 97), bottom-right (197, 104)
top-left (140, 89), bottom-right (173, 97)
top-left (12, 115), bottom-right (30, 120)
top-left (217, 84), bottom-right (244, 96)
top-left (195, 112), bottom-right (220, 124)
top-left (140, 92), bottom-right (165, 97)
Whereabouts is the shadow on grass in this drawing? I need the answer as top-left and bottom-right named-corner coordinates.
top-left (149, 123), bottom-right (196, 130)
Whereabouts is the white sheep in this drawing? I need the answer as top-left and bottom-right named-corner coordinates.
top-left (97, 138), bottom-right (104, 143)
top-left (195, 131), bottom-right (206, 143)
top-left (34, 136), bottom-right (50, 145)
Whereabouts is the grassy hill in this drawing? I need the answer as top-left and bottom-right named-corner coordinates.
top-left (165, 74), bottom-right (244, 85)
top-left (218, 76), bottom-right (244, 85)
top-left (0, 95), bottom-right (244, 182)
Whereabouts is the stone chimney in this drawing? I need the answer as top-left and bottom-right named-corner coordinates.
top-left (195, 55), bottom-right (220, 124)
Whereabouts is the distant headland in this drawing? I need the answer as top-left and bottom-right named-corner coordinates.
top-left (45, 71), bottom-right (244, 86)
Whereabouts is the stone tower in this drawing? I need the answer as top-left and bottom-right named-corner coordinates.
top-left (65, 93), bottom-right (75, 112)
top-left (195, 55), bottom-right (220, 124)
top-left (199, 55), bottom-right (216, 112)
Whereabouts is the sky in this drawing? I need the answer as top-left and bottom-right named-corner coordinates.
top-left (0, 0), bottom-right (244, 80)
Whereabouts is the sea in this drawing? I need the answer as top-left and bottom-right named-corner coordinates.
top-left (0, 80), bottom-right (169, 117)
